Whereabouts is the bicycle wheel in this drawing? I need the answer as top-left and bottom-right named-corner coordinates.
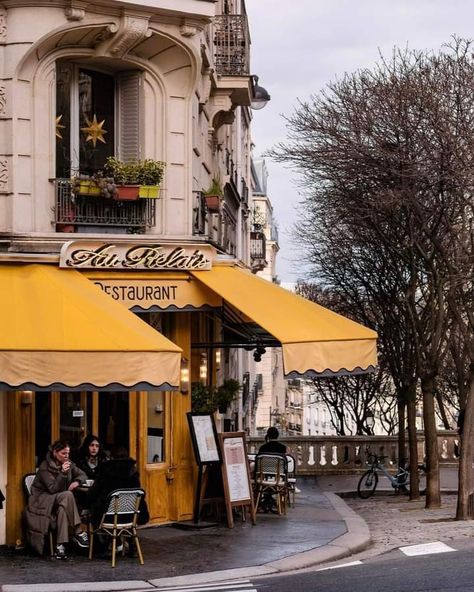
top-left (357, 469), bottom-right (378, 498)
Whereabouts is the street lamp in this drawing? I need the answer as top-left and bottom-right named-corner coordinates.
top-left (269, 407), bottom-right (281, 427)
top-left (250, 75), bottom-right (271, 110)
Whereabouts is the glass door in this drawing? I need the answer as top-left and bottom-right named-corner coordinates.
top-left (59, 392), bottom-right (92, 454)
top-left (98, 392), bottom-right (130, 457)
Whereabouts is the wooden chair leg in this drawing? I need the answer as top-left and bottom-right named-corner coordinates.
top-left (133, 531), bottom-right (144, 565)
top-left (111, 531), bottom-right (117, 568)
top-left (88, 531), bottom-right (94, 560)
top-left (49, 531), bottom-right (54, 557)
top-left (255, 489), bottom-right (262, 512)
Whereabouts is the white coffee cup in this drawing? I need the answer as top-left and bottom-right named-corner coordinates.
top-left (85, 479), bottom-right (94, 487)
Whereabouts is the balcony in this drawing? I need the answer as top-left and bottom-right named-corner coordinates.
top-left (192, 191), bottom-right (236, 256)
top-left (250, 230), bottom-right (266, 272)
top-left (55, 179), bottom-right (156, 232)
top-left (213, 15), bottom-right (250, 77)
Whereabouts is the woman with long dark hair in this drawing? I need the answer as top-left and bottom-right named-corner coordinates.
top-left (74, 434), bottom-right (107, 479)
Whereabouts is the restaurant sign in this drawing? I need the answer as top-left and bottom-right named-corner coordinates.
top-left (60, 241), bottom-right (214, 271)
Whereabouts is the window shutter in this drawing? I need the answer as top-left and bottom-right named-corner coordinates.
top-left (117, 71), bottom-right (142, 162)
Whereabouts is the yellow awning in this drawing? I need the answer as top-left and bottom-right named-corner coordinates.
top-left (0, 264), bottom-right (182, 390)
top-left (191, 265), bottom-right (377, 377)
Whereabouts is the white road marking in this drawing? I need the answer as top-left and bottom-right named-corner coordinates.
top-left (155, 580), bottom-right (256, 592)
top-left (399, 541), bottom-right (456, 556)
top-left (317, 560), bottom-right (363, 571)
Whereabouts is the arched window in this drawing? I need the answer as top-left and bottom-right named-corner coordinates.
top-left (56, 62), bottom-right (142, 177)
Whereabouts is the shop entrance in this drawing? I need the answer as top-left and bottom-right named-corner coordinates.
top-left (98, 392), bottom-right (129, 456)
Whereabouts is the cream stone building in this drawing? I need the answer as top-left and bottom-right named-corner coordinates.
top-left (0, 0), bottom-right (273, 546)
top-left (0, 0), bottom-right (377, 550)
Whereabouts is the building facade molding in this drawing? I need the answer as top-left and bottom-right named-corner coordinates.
top-left (93, 12), bottom-right (152, 58)
top-left (0, 84), bottom-right (6, 116)
top-left (0, 158), bottom-right (9, 193)
top-left (0, 4), bottom-right (6, 43)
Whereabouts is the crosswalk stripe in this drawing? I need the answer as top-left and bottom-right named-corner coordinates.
top-left (155, 580), bottom-right (255, 592)
top-left (399, 541), bottom-right (456, 556)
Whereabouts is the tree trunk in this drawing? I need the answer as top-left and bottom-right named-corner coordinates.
top-left (407, 396), bottom-right (420, 500)
top-left (456, 373), bottom-right (474, 519)
top-left (422, 376), bottom-right (441, 508)
top-left (397, 398), bottom-right (406, 464)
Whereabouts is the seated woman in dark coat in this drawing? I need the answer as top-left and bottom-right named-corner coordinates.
top-left (87, 447), bottom-right (149, 528)
top-left (74, 434), bottom-right (108, 480)
top-left (25, 440), bottom-right (89, 560)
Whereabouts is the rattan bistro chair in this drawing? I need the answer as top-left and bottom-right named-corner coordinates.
top-left (253, 453), bottom-right (288, 515)
top-left (286, 454), bottom-right (297, 508)
top-left (88, 488), bottom-right (145, 568)
top-left (23, 472), bottom-right (54, 557)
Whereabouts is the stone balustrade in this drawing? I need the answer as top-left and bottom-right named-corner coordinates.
top-left (247, 431), bottom-right (460, 475)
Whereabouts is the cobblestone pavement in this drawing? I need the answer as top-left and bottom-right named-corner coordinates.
top-left (316, 469), bottom-right (474, 561)
top-left (344, 494), bottom-right (474, 557)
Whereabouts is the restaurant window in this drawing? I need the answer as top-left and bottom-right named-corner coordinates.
top-left (59, 392), bottom-right (92, 453)
top-left (35, 392), bottom-right (52, 466)
top-left (55, 62), bottom-right (142, 177)
top-left (147, 392), bottom-right (165, 463)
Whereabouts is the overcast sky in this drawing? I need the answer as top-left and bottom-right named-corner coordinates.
top-left (246, 0), bottom-right (474, 282)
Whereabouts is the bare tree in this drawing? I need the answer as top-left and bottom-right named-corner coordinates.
top-left (270, 39), bottom-right (474, 510)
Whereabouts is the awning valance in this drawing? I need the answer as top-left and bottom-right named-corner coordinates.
top-left (84, 271), bottom-right (222, 311)
top-left (191, 265), bottom-right (377, 378)
top-left (0, 264), bottom-right (182, 390)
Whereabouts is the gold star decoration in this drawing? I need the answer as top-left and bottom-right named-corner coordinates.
top-left (55, 115), bottom-right (66, 139)
top-left (80, 114), bottom-right (108, 147)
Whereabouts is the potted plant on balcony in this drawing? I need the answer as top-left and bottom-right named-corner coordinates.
top-left (191, 379), bottom-right (240, 414)
top-left (104, 157), bottom-right (165, 201)
top-left (137, 159), bottom-right (165, 199)
top-left (203, 177), bottom-right (223, 212)
top-left (71, 173), bottom-right (117, 198)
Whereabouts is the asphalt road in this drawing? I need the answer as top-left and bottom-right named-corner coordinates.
top-left (254, 545), bottom-right (474, 592)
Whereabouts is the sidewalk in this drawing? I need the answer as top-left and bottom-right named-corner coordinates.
top-left (1, 468), bottom-right (466, 592)
top-left (0, 477), bottom-right (369, 591)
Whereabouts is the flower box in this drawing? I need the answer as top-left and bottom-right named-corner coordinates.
top-left (114, 185), bottom-right (140, 201)
top-left (139, 185), bottom-right (161, 199)
top-left (204, 194), bottom-right (221, 212)
top-left (75, 180), bottom-right (101, 196)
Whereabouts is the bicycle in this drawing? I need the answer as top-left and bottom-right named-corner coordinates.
top-left (357, 453), bottom-right (410, 499)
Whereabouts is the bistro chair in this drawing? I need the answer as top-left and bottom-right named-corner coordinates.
top-left (23, 472), bottom-right (54, 557)
top-left (88, 488), bottom-right (145, 568)
top-left (253, 453), bottom-right (288, 515)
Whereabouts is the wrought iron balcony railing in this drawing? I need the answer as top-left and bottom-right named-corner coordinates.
top-left (192, 190), bottom-right (236, 256)
top-left (55, 179), bottom-right (156, 232)
top-left (250, 230), bottom-right (266, 272)
top-left (213, 14), bottom-right (250, 76)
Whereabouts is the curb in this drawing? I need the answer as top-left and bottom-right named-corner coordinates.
top-left (150, 492), bottom-right (371, 588)
top-left (2, 583), bottom-right (154, 592)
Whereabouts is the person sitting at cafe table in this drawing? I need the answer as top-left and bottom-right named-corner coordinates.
top-left (74, 434), bottom-right (108, 480)
top-left (86, 447), bottom-right (149, 555)
top-left (25, 440), bottom-right (90, 560)
top-left (87, 447), bottom-right (149, 528)
top-left (258, 426), bottom-right (287, 455)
